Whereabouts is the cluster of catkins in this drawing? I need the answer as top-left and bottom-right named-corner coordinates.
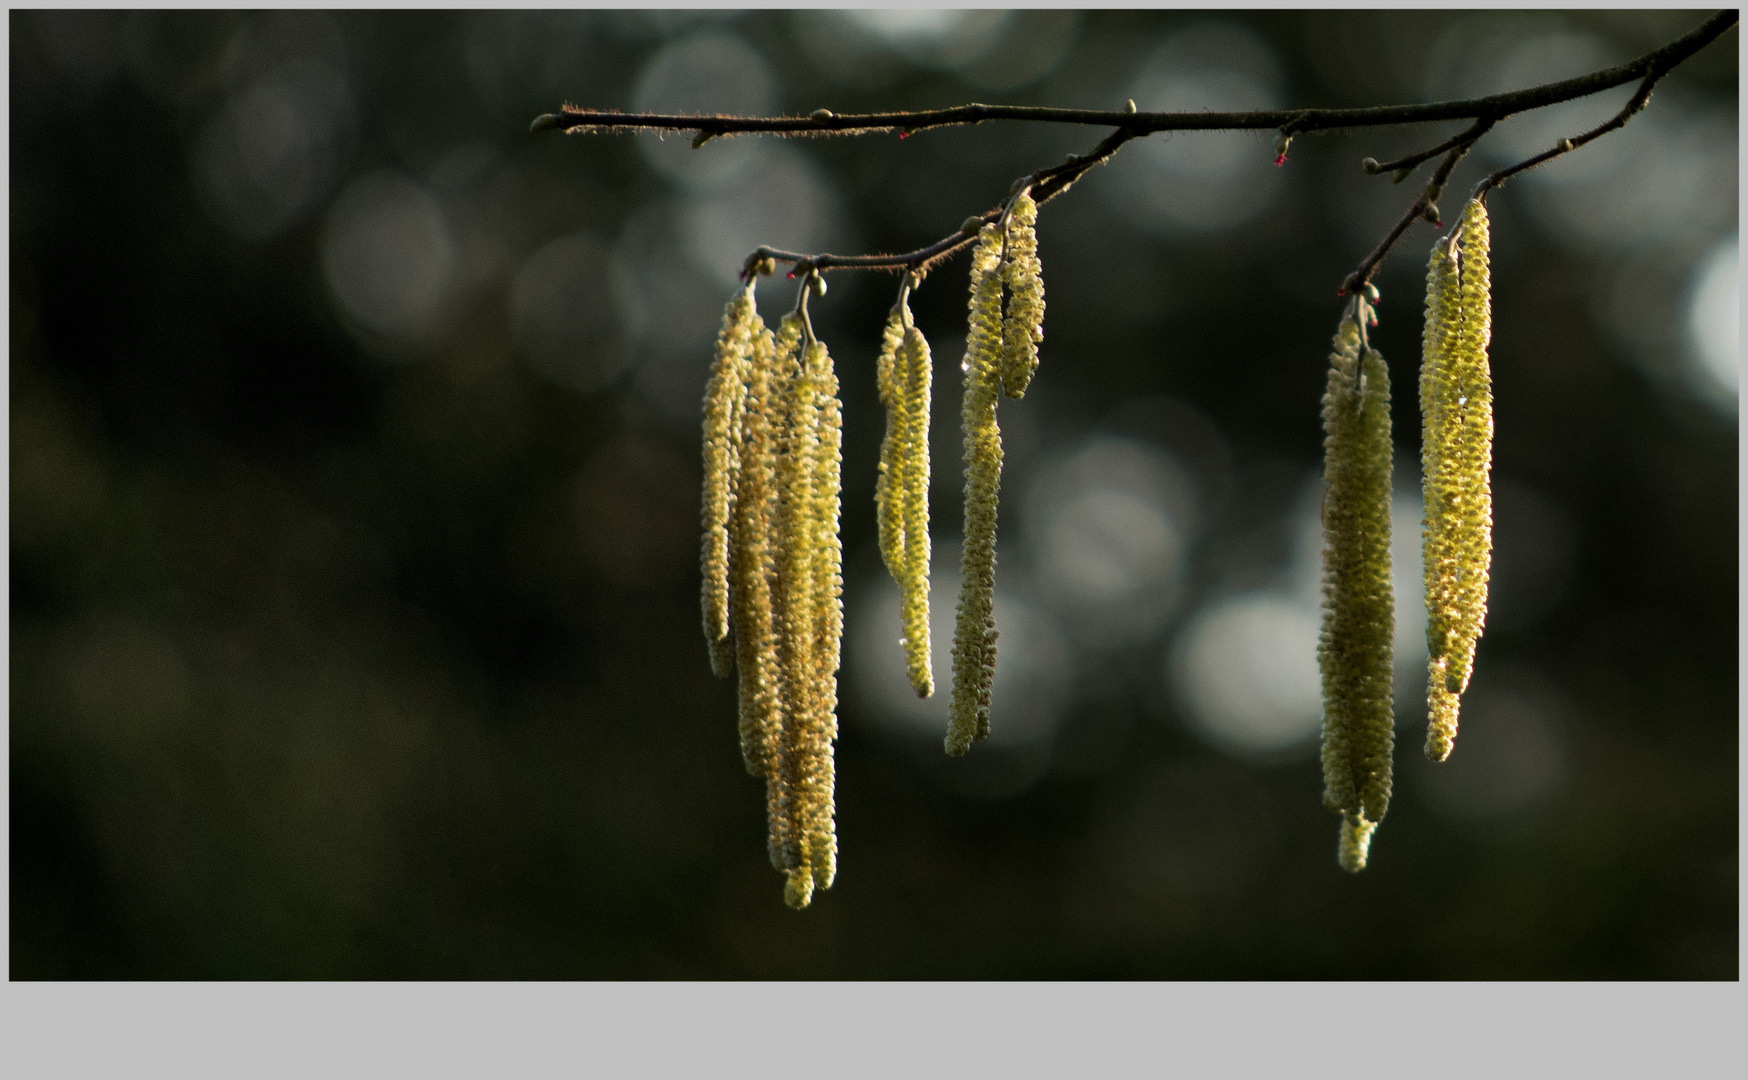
top-left (700, 191), bottom-right (1045, 907)
top-left (1317, 198), bottom-right (1494, 872)
top-left (700, 273), bottom-right (843, 909)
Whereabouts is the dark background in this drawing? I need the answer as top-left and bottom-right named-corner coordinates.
top-left (11, 9), bottom-right (1737, 979)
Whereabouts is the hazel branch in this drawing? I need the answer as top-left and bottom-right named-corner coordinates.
top-left (549, 11), bottom-right (1731, 302)
top-left (531, 10), bottom-right (1733, 140)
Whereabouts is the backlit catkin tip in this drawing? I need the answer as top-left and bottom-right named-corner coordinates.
top-left (1338, 813), bottom-right (1377, 872)
top-left (783, 867), bottom-right (815, 909)
top-left (1425, 659), bottom-right (1458, 762)
top-left (708, 633), bottom-right (734, 679)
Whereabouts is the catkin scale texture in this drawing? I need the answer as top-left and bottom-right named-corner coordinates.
top-left (1318, 311), bottom-right (1395, 872)
top-left (947, 226), bottom-right (1007, 756)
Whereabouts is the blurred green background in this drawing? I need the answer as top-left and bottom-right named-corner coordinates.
top-left (10, 9), bottom-right (1737, 979)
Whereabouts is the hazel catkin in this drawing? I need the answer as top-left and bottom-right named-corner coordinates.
top-left (1318, 299), bottom-right (1395, 872)
top-left (947, 224), bottom-right (1006, 756)
top-left (897, 324), bottom-right (934, 698)
top-left (701, 284), bottom-right (754, 670)
top-left (1421, 200), bottom-right (1494, 764)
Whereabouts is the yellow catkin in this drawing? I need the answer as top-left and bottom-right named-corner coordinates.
top-left (1318, 303), bottom-right (1395, 873)
top-left (702, 285), bottom-right (754, 671)
top-left (898, 324), bottom-right (934, 698)
top-left (875, 299), bottom-right (935, 699)
top-left (731, 314), bottom-right (783, 783)
top-left (999, 191), bottom-right (1044, 399)
top-left (947, 225), bottom-right (1006, 755)
top-left (805, 336), bottom-right (843, 893)
top-left (713, 290), bottom-right (846, 908)
top-left (874, 309), bottom-right (909, 587)
top-left (773, 315), bottom-right (836, 909)
top-left (1420, 236), bottom-right (1463, 761)
top-left (1422, 200), bottom-right (1494, 764)
top-left (765, 315), bottom-right (806, 880)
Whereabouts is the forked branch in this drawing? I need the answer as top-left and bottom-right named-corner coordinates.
top-left (535, 11), bottom-right (1735, 297)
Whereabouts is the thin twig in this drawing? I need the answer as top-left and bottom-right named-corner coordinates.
top-left (532, 12), bottom-right (1734, 140)
top-left (757, 128), bottom-right (1138, 280)
top-left (1341, 122), bottom-right (1492, 299)
top-left (1365, 117), bottom-right (1494, 178)
top-left (1475, 74), bottom-right (1661, 201)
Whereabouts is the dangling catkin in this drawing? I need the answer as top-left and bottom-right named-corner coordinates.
top-left (874, 309), bottom-right (909, 586)
top-left (1421, 200), bottom-right (1493, 764)
top-left (731, 314), bottom-right (784, 785)
top-left (999, 191), bottom-right (1044, 399)
top-left (704, 278), bottom-right (848, 909)
top-left (803, 333), bottom-right (843, 894)
top-left (769, 315), bottom-right (823, 907)
top-left (947, 224), bottom-right (1006, 756)
top-left (897, 324), bottom-right (933, 698)
top-left (874, 294), bottom-right (936, 698)
top-left (1420, 236), bottom-right (1462, 760)
top-left (702, 284), bottom-right (754, 673)
top-left (1318, 300), bottom-right (1395, 873)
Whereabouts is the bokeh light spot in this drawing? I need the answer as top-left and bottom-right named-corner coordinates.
top-left (1170, 593), bottom-right (1323, 758)
top-left (852, 543), bottom-right (1073, 752)
top-left (1687, 234), bottom-right (1738, 402)
top-left (321, 172), bottom-right (455, 351)
top-left (633, 32), bottom-right (776, 191)
top-left (511, 231), bottom-right (633, 393)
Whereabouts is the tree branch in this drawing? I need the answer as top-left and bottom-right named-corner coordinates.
top-left (1341, 119), bottom-right (1492, 299)
top-left (533, 11), bottom-right (1734, 140)
top-left (537, 11), bottom-right (1734, 299)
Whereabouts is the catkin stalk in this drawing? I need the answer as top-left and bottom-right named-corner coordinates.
top-left (1318, 303), bottom-right (1395, 872)
top-left (948, 225), bottom-right (1006, 756)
